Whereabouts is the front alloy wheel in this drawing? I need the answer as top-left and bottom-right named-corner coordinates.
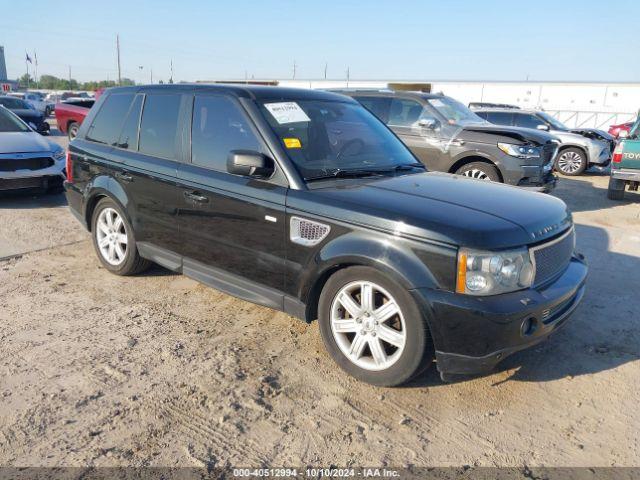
top-left (330, 281), bottom-right (406, 371)
top-left (556, 148), bottom-right (587, 176)
top-left (318, 266), bottom-right (432, 386)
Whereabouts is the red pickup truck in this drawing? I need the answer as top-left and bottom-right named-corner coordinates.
top-left (54, 89), bottom-right (103, 140)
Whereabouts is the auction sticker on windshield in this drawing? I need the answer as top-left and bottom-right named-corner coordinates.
top-left (264, 102), bottom-right (310, 124)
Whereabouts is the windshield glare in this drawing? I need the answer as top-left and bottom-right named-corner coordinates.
top-left (259, 99), bottom-right (419, 180)
top-left (538, 111), bottom-right (567, 130)
top-left (427, 97), bottom-right (485, 125)
top-left (0, 108), bottom-right (30, 133)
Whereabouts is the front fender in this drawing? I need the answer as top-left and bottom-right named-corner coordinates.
top-left (297, 230), bottom-right (455, 303)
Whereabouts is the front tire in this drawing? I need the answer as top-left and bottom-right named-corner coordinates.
top-left (607, 176), bottom-right (625, 200)
top-left (68, 122), bottom-right (79, 141)
top-left (556, 148), bottom-right (587, 176)
top-left (455, 162), bottom-right (500, 182)
top-left (318, 266), bottom-right (432, 386)
top-left (91, 198), bottom-right (151, 275)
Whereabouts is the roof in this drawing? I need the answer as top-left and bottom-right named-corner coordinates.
top-left (331, 88), bottom-right (444, 100)
top-left (474, 107), bottom-right (541, 114)
top-left (102, 83), bottom-right (356, 103)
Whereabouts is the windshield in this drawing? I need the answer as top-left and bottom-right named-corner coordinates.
top-left (0, 107), bottom-right (30, 133)
top-left (538, 111), bottom-right (568, 130)
top-left (0, 97), bottom-right (30, 110)
top-left (426, 96), bottom-right (485, 125)
top-left (259, 99), bottom-right (420, 180)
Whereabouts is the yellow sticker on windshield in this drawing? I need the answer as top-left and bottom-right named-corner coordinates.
top-left (283, 138), bottom-right (302, 149)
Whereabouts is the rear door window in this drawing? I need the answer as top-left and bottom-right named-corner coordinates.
top-left (191, 95), bottom-right (265, 172)
top-left (138, 94), bottom-right (182, 159)
top-left (484, 111), bottom-right (514, 126)
top-left (86, 93), bottom-right (134, 145)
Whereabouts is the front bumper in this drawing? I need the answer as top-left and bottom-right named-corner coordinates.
top-left (411, 255), bottom-right (588, 376)
top-left (0, 160), bottom-right (65, 191)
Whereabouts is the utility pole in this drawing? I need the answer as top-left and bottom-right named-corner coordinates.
top-left (324, 62), bottom-right (327, 80)
top-left (346, 67), bottom-right (350, 87)
top-left (150, 69), bottom-right (153, 84)
top-left (68, 65), bottom-right (72, 86)
top-left (292, 60), bottom-right (297, 80)
top-left (34, 51), bottom-right (38, 85)
top-left (170, 59), bottom-right (173, 83)
top-left (116, 34), bottom-right (122, 86)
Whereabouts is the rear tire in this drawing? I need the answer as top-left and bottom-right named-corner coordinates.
top-left (556, 148), bottom-right (587, 176)
top-left (91, 198), bottom-right (151, 275)
top-left (455, 162), bottom-right (500, 182)
top-left (318, 266), bottom-right (433, 387)
top-left (68, 122), bottom-right (79, 141)
top-left (607, 177), bottom-right (625, 200)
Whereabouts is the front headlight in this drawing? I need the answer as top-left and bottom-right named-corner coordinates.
top-left (52, 149), bottom-right (65, 161)
top-left (456, 247), bottom-right (534, 296)
top-left (497, 142), bottom-right (541, 159)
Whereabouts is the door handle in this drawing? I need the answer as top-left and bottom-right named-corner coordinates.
top-left (183, 191), bottom-right (209, 203)
top-left (116, 171), bottom-right (133, 182)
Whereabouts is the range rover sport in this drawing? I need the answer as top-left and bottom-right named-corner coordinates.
top-left (65, 85), bottom-right (587, 386)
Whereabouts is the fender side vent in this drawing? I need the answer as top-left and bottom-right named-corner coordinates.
top-left (290, 216), bottom-right (330, 246)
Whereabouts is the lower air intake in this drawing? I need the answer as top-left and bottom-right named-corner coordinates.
top-left (290, 216), bottom-right (331, 246)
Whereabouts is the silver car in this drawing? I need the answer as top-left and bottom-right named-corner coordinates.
top-left (0, 105), bottom-right (66, 192)
top-left (474, 108), bottom-right (613, 176)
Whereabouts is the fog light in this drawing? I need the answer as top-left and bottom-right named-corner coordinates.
top-left (521, 317), bottom-right (538, 337)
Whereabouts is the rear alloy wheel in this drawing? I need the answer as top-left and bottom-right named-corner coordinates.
top-left (68, 122), bottom-right (79, 141)
top-left (455, 162), bottom-right (500, 182)
top-left (91, 198), bottom-right (151, 275)
top-left (556, 148), bottom-right (587, 176)
top-left (319, 266), bottom-right (432, 386)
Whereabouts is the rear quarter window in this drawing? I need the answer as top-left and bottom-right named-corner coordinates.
top-left (86, 93), bottom-right (134, 145)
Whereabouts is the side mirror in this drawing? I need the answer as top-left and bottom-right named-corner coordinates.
top-left (536, 124), bottom-right (550, 131)
top-left (418, 118), bottom-right (440, 130)
top-left (227, 150), bottom-right (274, 178)
top-left (618, 130), bottom-right (629, 139)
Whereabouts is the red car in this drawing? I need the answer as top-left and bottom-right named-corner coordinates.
top-left (608, 121), bottom-right (635, 139)
top-left (54, 89), bottom-right (103, 140)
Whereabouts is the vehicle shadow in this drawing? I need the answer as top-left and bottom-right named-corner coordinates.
top-left (553, 173), bottom-right (639, 213)
top-left (0, 191), bottom-right (67, 208)
top-left (408, 222), bottom-right (640, 387)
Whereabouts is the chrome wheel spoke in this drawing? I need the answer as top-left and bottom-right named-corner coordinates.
top-left (368, 338), bottom-right (387, 366)
top-left (116, 233), bottom-right (128, 245)
top-left (338, 292), bottom-right (361, 318)
top-left (373, 301), bottom-right (399, 323)
top-left (333, 319), bottom-right (360, 333)
top-left (377, 325), bottom-right (405, 348)
top-left (360, 283), bottom-right (374, 311)
top-left (349, 334), bottom-right (367, 359)
top-left (98, 236), bottom-right (110, 248)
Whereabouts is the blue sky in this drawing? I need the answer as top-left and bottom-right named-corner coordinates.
top-left (2, 0), bottom-right (639, 83)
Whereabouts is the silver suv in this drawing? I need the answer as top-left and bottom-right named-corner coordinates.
top-left (475, 108), bottom-right (613, 176)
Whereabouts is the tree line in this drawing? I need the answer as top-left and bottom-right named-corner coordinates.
top-left (17, 74), bottom-right (137, 91)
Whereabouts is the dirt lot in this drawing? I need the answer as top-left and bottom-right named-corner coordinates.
top-left (1, 126), bottom-right (639, 467)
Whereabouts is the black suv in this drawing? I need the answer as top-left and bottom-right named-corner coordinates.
top-left (65, 85), bottom-right (587, 386)
top-left (335, 90), bottom-right (558, 191)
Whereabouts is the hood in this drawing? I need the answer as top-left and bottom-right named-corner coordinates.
top-left (569, 128), bottom-right (614, 142)
top-left (289, 172), bottom-right (571, 249)
top-left (457, 123), bottom-right (557, 146)
top-left (11, 108), bottom-right (43, 120)
top-left (549, 130), bottom-right (594, 146)
top-left (0, 132), bottom-right (56, 154)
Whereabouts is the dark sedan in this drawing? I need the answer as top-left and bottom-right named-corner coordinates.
top-left (0, 96), bottom-right (50, 135)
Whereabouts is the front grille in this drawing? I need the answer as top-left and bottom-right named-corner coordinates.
top-left (0, 157), bottom-right (54, 172)
top-left (532, 227), bottom-right (575, 286)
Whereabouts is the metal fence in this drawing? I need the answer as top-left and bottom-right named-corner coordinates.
top-left (545, 110), bottom-right (637, 130)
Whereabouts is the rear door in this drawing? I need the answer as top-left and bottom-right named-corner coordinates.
top-left (176, 94), bottom-right (287, 297)
top-left (477, 111), bottom-right (515, 127)
top-left (112, 92), bottom-right (185, 255)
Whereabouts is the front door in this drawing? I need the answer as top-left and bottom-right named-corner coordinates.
top-left (176, 94), bottom-right (287, 299)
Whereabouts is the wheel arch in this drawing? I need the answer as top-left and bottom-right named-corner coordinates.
top-left (448, 154), bottom-right (504, 182)
top-left (84, 177), bottom-right (132, 232)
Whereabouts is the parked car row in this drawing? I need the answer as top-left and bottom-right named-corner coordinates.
top-left (0, 105), bottom-right (65, 192)
top-left (0, 95), bottom-right (50, 134)
top-left (60, 84), bottom-right (587, 386)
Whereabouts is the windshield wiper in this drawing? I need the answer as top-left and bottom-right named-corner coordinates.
top-left (305, 164), bottom-right (425, 182)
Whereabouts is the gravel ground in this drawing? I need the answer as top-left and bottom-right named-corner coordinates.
top-left (1, 123), bottom-right (639, 467)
